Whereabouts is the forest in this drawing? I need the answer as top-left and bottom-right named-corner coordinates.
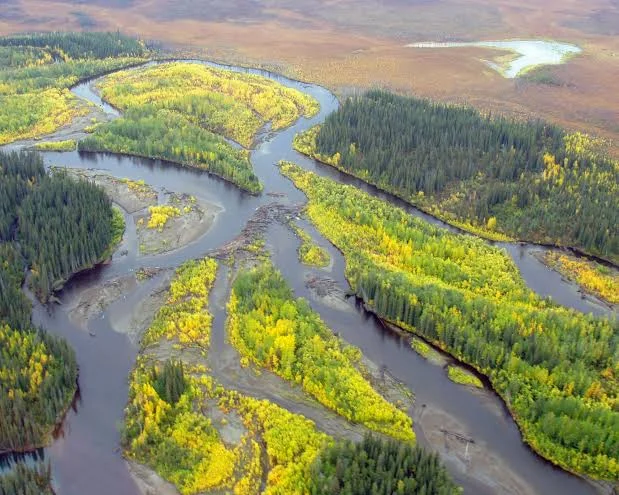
top-left (309, 435), bottom-right (459, 495)
top-left (125, 257), bottom-right (457, 495)
top-left (280, 162), bottom-right (618, 480)
top-left (79, 106), bottom-right (262, 193)
top-left (294, 91), bottom-right (618, 261)
top-left (96, 62), bottom-right (319, 147)
top-left (0, 148), bottom-right (122, 459)
top-left (0, 32), bottom-right (147, 145)
top-left (80, 62), bottom-right (319, 193)
top-left (124, 257), bottom-right (331, 494)
top-left (228, 261), bottom-right (414, 441)
top-left (0, 151), bottom-right (121, 299)
top-left (0, 242), bottom-right (77, 459)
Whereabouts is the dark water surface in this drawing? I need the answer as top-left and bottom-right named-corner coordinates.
top-left (9, 60), bottom-right (612, 495)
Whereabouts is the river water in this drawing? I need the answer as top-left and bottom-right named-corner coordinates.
top-left (6, 60), bottom-right (612, 495)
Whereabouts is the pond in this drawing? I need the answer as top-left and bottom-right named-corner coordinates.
top-left (406, 40), bottom-right (581, 77)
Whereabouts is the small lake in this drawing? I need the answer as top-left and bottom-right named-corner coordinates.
top-left (406, 40), bottom-right (581, 77)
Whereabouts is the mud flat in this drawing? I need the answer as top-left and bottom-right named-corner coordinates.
top-left (61, 169), bottom-right (223, 257)
top-left (136, 194), bottom-right (222, 256)
top-left (65, 273), bottom-right (138, 329)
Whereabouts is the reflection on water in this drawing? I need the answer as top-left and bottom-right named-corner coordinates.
top-left (406, 40), bottom-right (581, 77)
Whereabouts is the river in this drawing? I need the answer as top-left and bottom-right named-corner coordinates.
top-left (4, 60), bottom-right (613, 495)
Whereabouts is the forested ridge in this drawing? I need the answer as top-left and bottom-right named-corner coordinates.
top-left (295, 91), bottom-right (618, 261)
top-left (0, 32), bottom-right (147, 145)
top-left (280, 162), bottom-right (619, 480)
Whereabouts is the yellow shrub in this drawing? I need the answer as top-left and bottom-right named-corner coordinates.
top-left (147, 205), bottom-right (181, 231)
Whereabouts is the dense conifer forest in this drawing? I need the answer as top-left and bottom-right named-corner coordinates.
top-left (0, 149), bottom-right (118, 458)
top-left (281, 162), bottom-right (619, 480)
top-left (0, 462), bottom-right (53, 495)
top-left (0, 151), bottom-right (120, 299)
top-left (0, 244), bottom-right (77, 458)
top-left (309, 435), bottom-right (460, 495)
top-left (295, 91), bottom-right (618, 261)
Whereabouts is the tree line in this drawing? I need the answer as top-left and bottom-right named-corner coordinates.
top-left (0, 31), bottom-right (146, 60)
top-left (301, 90), bottom-right (618, 261)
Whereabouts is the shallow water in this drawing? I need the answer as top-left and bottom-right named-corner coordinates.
top-left (407, 40), bottom-right (581, 77)
top-left (4, 59), bottom-right (611, 495)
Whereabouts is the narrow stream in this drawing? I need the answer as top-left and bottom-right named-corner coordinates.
top-left (6, 60), bottom-right (613, 494)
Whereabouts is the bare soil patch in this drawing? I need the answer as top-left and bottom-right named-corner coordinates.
top-left (136, 194), bottom-right (222, 256)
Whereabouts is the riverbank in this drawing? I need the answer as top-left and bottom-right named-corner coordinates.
top-left (136, 194), bottom-right (221, 256)
top-left (533, 250), bottom-right (618, 309)
top-left (122, 212), bottom-right (415, 493)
